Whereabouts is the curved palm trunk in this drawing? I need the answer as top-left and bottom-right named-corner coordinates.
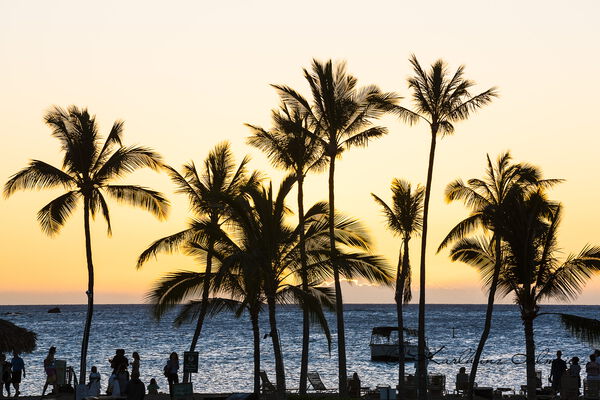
top-left (250, 307), bottom-right (261, 398)
top-left (267, 293), bottom-right (286, 399)
top-left (417, 130), bottom-right (437, 400)
top-left (80, 198), bottom-right (95, 384)
top-left (297, 175), bottom-right (310, 394)
top-left (328, 156), bottom-right (348, 395)
top-left (395, 243), bottom-right (406, 395)
top-left (185, 239), bottom-right (215, 382)
top-left (467, 237), bottom-right (501, 400)
top-left (523, 313), bottom-right (537, 400)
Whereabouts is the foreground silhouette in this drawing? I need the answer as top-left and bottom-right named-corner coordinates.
top-left (3, 105), bottom-right (169, 384)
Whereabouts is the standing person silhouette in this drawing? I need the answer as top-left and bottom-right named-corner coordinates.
top-left (41, 347), bottom-right (57, 397)
top-left (10, 352), bottom-right (25, 397)
top-left (550, 350), bottom-right (567, 393)
top-left (165, 353), bottom-right (179, 398)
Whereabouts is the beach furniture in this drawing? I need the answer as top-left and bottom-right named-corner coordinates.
top-left (307, 371), bottom-right (336, 393)
top-left (560, 375), bottom-right (579, 400)
top-left (401, 374), bottom-right (418, 400)
top-left (376, 385), bottom-right (396, 400)
top-left (472, 386), bottom-right (493, 400)
top-left (259, 370), bottom-right (276, 393)
top-left (428, 374), bottom-right (446, 399)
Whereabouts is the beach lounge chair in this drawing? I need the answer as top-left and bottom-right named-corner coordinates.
top-left (307, 371), bottom-right (336, 393)
top-left (402, 375), bottom-right (418, 400)
top-left (260, 370), bottom-right (276, 393)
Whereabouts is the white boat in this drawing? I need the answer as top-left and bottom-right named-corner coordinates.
top-left (369, 326), bottom-right (430, 361)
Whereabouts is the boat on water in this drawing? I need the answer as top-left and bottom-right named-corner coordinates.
top-left (369, 326), bottom-right (431, 361)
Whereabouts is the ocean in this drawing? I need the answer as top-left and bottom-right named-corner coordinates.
top-left (1, 304), bottom-right (598, 396)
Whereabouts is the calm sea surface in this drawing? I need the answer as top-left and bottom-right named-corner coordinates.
top-left (1, 304), bottom-right (599, 396)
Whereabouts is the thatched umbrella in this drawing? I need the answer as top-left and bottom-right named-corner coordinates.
top-left (0, 319), bottom-right (37, 353)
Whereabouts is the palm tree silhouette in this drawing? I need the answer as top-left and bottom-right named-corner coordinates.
top-left (246, 101), bottom-right (327, 393)
top-left (438, 152), bottom-right (559, 399)
top-left (137, 142), bottom-right (258, 381)
top-left (450, 188), bottom-right (600, 400)
top-left (214, 176), bottom-right (392, 399)
top-left (372, 179), bottom-right (423, 395)
top-left (3, 105), bottom-right (169, 383)
top-left (274, 59), bottom-right (399, 394)
top-left (400, 55), bottom-right (497, 399)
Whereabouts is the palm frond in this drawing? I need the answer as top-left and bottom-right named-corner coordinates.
top-left (559, 313), bottom-right (600, 347)
top-left (172, 297), bottom-right (243, 327)
top-left (36, 191), bottom-right (80, 235)
top-left (4, 160), bottom-right (75, 198)
top-left (104, 185), bottom-right (169, 220)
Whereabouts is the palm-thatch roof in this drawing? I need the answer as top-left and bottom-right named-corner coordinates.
top-left (0, 319), bottom-right (37, 353)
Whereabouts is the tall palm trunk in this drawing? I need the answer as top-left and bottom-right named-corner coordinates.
top-left (417, 129), bottom-right (437, 400)
top-left (523, 312), bottom-right (537, 400)
top-left (468, 237), bottom-right (501, 400)
top-left (250, 307), bottom-right (261, 397)
top-left (267, 293), bottom-right (286, 399)
top-left (328, 155), bottom-right (348, 395)
top-left (395, 243), bottom-right (406, 395)
top-left (185, 239), bottom-right (215, 382)
top-left (80, 197), bottom-right (95, 384)
top-left (297, 175), bottom-right (310, 394)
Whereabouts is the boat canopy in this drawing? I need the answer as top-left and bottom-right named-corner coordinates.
top-left (371, 326), bottom-right (418, 337)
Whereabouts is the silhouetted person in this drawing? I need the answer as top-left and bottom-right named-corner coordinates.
top-left (131, 352), bottom-right (140, 378)
top-left (456, 366), bottom-right (469, 394)
top-left (1, 354), bottom-right (11, 397)
top-left (146, 378), bottom-right (159, 395)
top-left (88, 366), bottom-right (101, 396)
top-left (41, 346), bottom-right (57, 397)
top-left (165, 352), bottom-right (179, 397)
top-left (10, 352), bottom-right (25, 397)
top-left (569, 357), bottom-right (581, 392)
top-left (550, 350), bottom-right (567, 392)
top-left (110, 349), bottom-right (129, 394)
top-left (126, 372), bottom-right (145, 400)
top-left (347, 372), bottom-right (361, 398)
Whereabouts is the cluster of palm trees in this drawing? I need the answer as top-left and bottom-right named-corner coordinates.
top-left (440, 152), bottom-right (600, 400)
top-left (6, 55), bottom-right (600, 400)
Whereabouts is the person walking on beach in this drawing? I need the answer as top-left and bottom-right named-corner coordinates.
top-left (41, 346), bottom-right (57, 397)
top-left (164, 352), bottom-right (179, 397)
top-left (10, 352), bottom-right (25, 397)
top-left (126, 372), bottom-right (145, 400)
top-left (550, 350), bottom-right (567, 393)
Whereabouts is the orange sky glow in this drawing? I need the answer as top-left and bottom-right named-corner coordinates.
top-left (1, 1), bottom-right (599, 305)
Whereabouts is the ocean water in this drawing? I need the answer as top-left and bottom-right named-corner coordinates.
top-left (1, 304), bottom-right (599, 396)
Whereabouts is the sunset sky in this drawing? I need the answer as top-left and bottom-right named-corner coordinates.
top-left (1, 1), bottom-right (599, 305)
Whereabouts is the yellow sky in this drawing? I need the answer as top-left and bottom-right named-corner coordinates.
top-left (1, 0), bottom-right (599, 304)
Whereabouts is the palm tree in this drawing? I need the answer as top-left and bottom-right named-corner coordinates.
top-left (274, 59), bottom-right (399, 394)
top-left (3, 105), bottom-right (169, 383)
top-left (451, 189), bottom-right (600, 400)
top-left (137, 142), bottom-right (258, 381)
top-left (438, 152), bottom-right (559, 399)
top-left (401, 55), bottom-right (498, 399)
top-left (219, 175), bottom-right (393, 399)
top-left (246, 101), bottom-right (327, 393)
top-left (371, 179), bottom-right (423, 394)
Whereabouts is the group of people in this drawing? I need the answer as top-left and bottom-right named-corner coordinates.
top-left (0, 352), bottom-right (26, 397)
top-left (36, 346), bottom-right (180, 399)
